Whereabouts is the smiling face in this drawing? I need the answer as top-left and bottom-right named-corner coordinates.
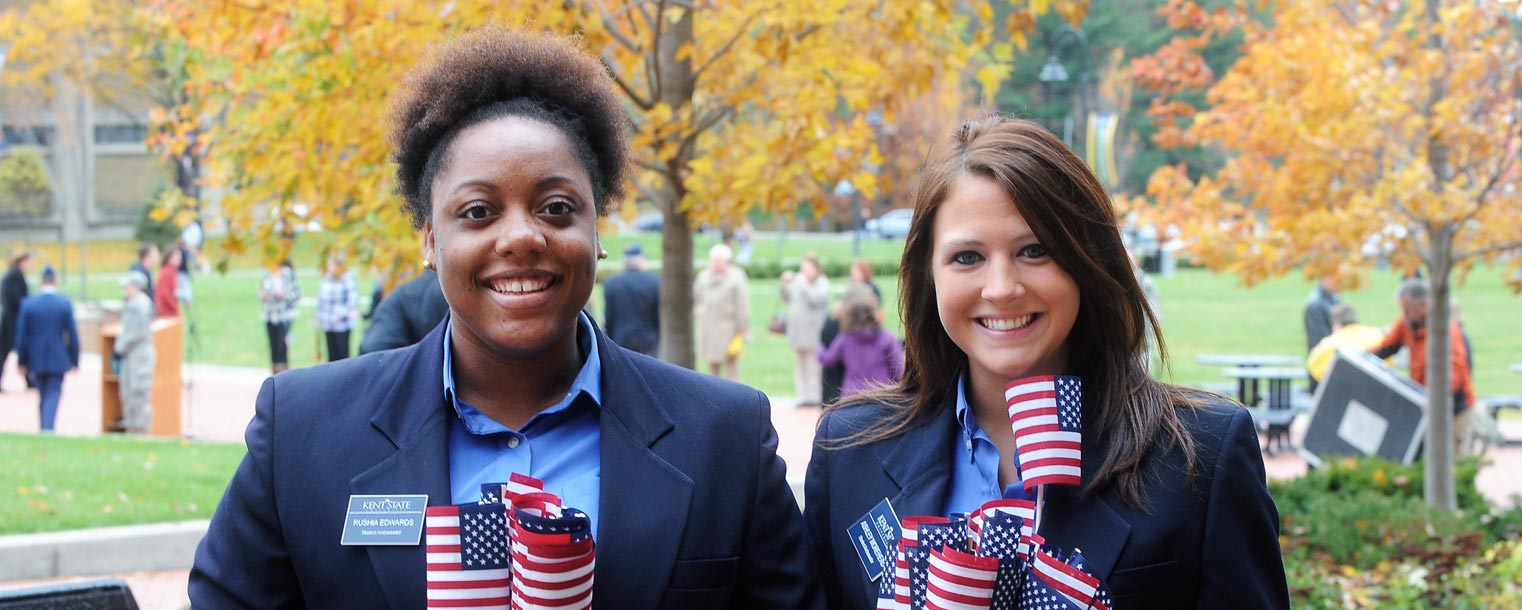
top-left (931, 174), bottom-right (1079, 390)
top-left (422, 115), bottom-right (599, 362)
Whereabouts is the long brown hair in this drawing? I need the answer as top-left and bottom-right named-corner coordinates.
top-left (831, 116), bottom-right (1203, 510)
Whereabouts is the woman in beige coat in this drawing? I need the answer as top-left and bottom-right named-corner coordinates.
top-left (694, 243), bottom-right (750, 380)
top-left (781, 254), bottom-right (830, 406)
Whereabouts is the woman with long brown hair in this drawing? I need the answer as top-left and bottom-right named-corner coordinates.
top-left (804, 116), bottom-right (1287, 609)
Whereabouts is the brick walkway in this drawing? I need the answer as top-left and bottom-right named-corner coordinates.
top-left (3, 358), bottom-right (1519, 610)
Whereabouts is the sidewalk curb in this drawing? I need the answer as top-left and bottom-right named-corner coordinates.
top-left (0, 521), bottom-right (207, 580)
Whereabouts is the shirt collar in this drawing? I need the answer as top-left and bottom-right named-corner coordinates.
top-left (442, 311), bottom-right (604, 433)
top-left (954, 369), bottom-right (981, 439)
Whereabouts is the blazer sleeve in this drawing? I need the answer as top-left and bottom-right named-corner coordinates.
top-left (13, 300), bottom-right (29, 368)
top-left (736, 391), bottom-right (826, 609)
top-left (66, 305), bottom-right (80, 367)
top-left (1196, 408), bottom-right (1291, 609)
top-left (189, 377), bottom-right (304, 609)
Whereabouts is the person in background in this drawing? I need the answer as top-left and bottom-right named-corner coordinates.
top-left (1306, 303), bottom-right (1386, 383)
top-left (130, 243), bottom-right (162, 306)
top-left (357, 268), bottom-right (448, 354)
top-left (735, 220), bottom-right (755, 266)
top-left (1370, 278), bottom-right (1474, 455)
top-left (190, 28), bottom-right (821, 608)
top-left (14, 265), bottom-right (78, 431)
top-left (258, 260), bottom-right (300, 374)
top-left (805, 117), bottom-right (1287, 608)
top-left (155, 247), bottom-right (182, 318)
top-left (694, 243), bottom-right (750, 380)
top-left (823, 259), bottom-right (883, 405)
top-left (1303, 276), bottom-right (1340, 392)
top-left (782, 253), bottom-right (831, 406)
top-left (181, 219), bottom-right (206, 273)
top-left (818, 291), bottom-right (902, 400)
top-left (314, 254), bottom-right (359, 361)
top-left (1, 250), bottom-right (31, 392)
top-left (602, 242), bottom-right (661, 357)
top-left (116, 271), bottom-right (157, 434)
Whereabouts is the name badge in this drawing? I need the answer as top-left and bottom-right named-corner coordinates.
top-left (340, 494), bottom-right (429, 546)
top-left (848, 498), bottom-right (902, 582)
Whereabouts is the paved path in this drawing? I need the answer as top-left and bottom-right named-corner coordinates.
top-left (3, 358), bottom-right (1520, 609)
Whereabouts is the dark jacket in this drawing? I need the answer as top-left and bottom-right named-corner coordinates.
top-left (0, 266), bottom-right (28, 352)
top-left (191, 319), bottom-right (823, 609)
top-left (14, 290), bottom-right (79, 375)
top-left (1303, 285), bottom-right (1339, 352)
top-left (805, 394), bottom-right (1289, 610)
top-left (602, 268), bottom-right (661, 356)
top-left (358, 270), bottom-right (448, 354)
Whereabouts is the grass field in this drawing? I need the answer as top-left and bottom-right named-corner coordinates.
top-left (0, 433), bottom-right (246, 534)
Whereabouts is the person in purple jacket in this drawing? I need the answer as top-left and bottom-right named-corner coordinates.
top-left (819, 292), bottom-right (902, 399)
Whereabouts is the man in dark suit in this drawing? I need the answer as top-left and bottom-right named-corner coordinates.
top-left (14, 265), bottom-right (80, 432)
top-left (602, 243), bottom-right (661, 357)
top-left (190, 320), bottom-right (822, 609)
top-left (357, 269), bottom-right (449, 354)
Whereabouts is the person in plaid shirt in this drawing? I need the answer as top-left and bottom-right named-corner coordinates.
top-left (259, 260), bottom-right (300, 374)
top-left (315, 254), bottom-right (359, 361)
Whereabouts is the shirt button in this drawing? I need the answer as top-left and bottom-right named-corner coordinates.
top-left (965, 439), bottom-right (974, 450)
top-left (506, 436), bottom-right (521, 449)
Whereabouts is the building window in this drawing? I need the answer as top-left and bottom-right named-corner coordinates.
top-left (95, 124), bottom-right (148, 144)
top-left (2, 125), bottom-right (53, 147)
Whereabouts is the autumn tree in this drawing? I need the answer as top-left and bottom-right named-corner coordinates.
top-left (154, 0), bottom-right (1087, 367)
top-left (1132, 0), bottom-right (1522, 509)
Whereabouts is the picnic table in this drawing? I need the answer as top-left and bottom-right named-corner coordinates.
top-left (1220, 364), bottom-right (1308, 455)
top-left (1196, 354), bottom-right (1302, 406)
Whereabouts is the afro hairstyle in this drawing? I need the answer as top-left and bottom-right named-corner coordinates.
top-left (388, 27), bottom-right (630, 228)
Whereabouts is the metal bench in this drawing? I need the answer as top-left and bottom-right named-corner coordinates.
top-left (0, 579), bottom-right (138, 610)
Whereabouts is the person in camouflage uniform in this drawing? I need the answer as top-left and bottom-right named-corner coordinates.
top-left (116, 271), bottom-right (157, 433)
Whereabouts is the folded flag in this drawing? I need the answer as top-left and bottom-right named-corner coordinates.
top-left (425, 503), bottom-right (512, 609)
top-left (926, 547), bottom-right (999, 610)
top-left (1005, 375), bottom-right (1084, 492)
top-left (1026, 545), bottom-right (1103, 610)
top-left (975, 511), bottom-right (1027, 610)
top-left (482, 473), bottom-right (547, 505)
top-left (968, 498), bottom-right (1035, 556)
top-left (510, 507), bottom-right (594, 610)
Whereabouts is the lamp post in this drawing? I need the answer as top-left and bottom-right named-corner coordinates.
top-left (1036, 24), bottom-right (1091, 151)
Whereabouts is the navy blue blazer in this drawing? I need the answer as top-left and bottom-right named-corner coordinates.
top-left (602, 269), bottom-right (661, 356)
top-left (805, 393), bottom-right (1289, 610)
top-left (191, 320), bottom-right (823, 609)
top-left (14, 292), bottom-right (79, 375)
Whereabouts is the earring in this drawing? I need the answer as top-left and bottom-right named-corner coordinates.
top-left (598, 248), bottom-right (609, 260)
top-left (422, 258), bottom-right (434, 270)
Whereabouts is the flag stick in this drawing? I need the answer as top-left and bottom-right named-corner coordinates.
top-left (1034, 485), bottom-right (1046, 534)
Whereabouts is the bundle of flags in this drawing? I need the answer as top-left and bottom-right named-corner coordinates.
top-left (425, 473), bottom-right (595, 610)
top-left (874, 375), bottom-right (1112, 610)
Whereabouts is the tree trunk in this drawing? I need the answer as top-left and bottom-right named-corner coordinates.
top-left (654, 7), bottom-right (697, 369)
top-left (1421, 0), bottom-right (1456, 511)
top-left (1424, 230), bottom-right (1457, 511)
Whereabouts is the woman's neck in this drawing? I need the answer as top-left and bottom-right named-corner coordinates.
top-left (451, 325), bottom-right (585, 430)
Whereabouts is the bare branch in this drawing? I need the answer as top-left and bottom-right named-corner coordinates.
top-left (692, 7), bottom-right (766, 83)
top-left (591, 0), bottom-right (646, 54)
top-left (1456, 239), bottom-right (1522, 261)
top-left (605, 55), bottom-right (656, 110)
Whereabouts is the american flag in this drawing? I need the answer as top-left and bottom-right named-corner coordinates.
top-left (510, 507), bottom-right (594, 610)
top-left (974, 511), bottom-right (1026, 610)
top-left (925, 547), bottom-right (999, 610)
top-left (876, 565), bottom-right (899, 609)
top-left (1005, 376), bottom-right (1084, 492)
top-left (425, 503), bottom-right (512, 609)
top-left (1026, 546), bottom-right (1102, 610)
top-left (905, 544), bottom-right (932, 609)
top-left (919, 520), bottom-right (968, 554)
top-left (1065, 551), bottom-right (1112, 610)
top-left (968, 499), bottom-right (1035, 556)
top-left (481, 473), bottom-right (546, 504)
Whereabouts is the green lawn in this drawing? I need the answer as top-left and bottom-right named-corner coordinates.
top-left (0, 433), bottom-right (246, 535)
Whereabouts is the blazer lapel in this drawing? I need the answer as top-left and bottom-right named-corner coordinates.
top-left (880, 393), bottom-right (959, 520)
top-left (589, 327), bottom-right (693, 610)
top-left (350, 324), bottom-right (453, 610)
top-left (1036, 406), bottom-right (1131, 582)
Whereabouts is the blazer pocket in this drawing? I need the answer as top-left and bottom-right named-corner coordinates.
top-left (667, 556), bottom-right (741, 590)
top-left (1109, 559), bottom-right (1186, 597)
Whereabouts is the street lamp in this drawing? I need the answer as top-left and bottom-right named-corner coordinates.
top-left (1036, 24), bottom-right (1091, 150)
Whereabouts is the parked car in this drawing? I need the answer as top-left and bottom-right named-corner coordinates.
top-left (865, 208), bottom-right (913, 239)
top-left (633, 210), bottom-right (663, 232)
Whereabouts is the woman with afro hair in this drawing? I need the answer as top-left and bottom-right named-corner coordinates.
top-left (191, 28), bottom-right (823, 609)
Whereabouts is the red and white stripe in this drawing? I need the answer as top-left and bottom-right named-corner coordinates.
top-left (504, 473), bottom-right (545, 497)
top-left (509, 526), bottom-right (593, 610)
top-left (967, 499), bottom-right (1035, 555)
top-left (425, 506), bottom-right (511, 609)
top-left (1006, 377), bottom-right (1082, 490)
top-left (1031, 546), bottom-right (1101, 609)
top-left (925, 547), bottom-right (998, 610)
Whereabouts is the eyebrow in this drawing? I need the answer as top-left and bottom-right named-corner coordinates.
top-left (937, 232), bottom-right (1037, 250)
top-left (447, 175), bottom-right (586, 195)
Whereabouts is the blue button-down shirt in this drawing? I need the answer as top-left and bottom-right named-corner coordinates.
top-left (444, 312), bottom-right (602, 532)
top-left (942, 371), bottom-right (1005, 517)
